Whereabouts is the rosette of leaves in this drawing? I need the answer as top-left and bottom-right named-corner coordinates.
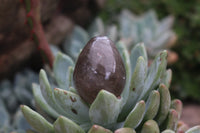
top-left (21, 36), bottom-right (200, 133)
top-left (64, 9), bottom-right (177, 64)
top-left (63, 21), bottom-right (118, 61)
top-left (119, 9), bottom-right (177, 60)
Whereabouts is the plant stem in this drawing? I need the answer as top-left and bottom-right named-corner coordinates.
top-left (21, 0), bottom-right (54, 68)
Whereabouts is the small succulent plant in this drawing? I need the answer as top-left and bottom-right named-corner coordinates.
top-left (0, 69), bottom-right (37, 132)
top-left (0, 45), bottom-right (60, 133)
top-left (64, 9), bottom-right (178, 64)
top-left (21, 36), bottom-right (200, 133)
top-left (119, 9), bottom-right (177, 61)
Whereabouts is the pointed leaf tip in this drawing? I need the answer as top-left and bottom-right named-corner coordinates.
top-left (21, 105), bottom-right (54, 133)
top-left (54, 116), bottom-right (85, 133)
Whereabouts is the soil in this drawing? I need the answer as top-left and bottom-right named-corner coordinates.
top-left (181, 103), bottom-right (200, 127)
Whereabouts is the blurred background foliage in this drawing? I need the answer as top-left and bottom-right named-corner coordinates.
top-left (99, 0), bottom-right (200, 102)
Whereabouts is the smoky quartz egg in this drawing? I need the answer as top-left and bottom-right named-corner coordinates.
top-left (73, 36), bottom-right (126, 104)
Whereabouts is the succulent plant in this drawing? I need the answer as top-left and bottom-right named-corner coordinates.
top-left (0, 69), bottom-right (38, 132)
top-left (63, 9), bottom-right (178, 64)
top-left (72, 9), bottom-right (178, 64)
top-left (21, 36), bottom-right (200, 133)
top-left (119, 9), bottom-right (177, 61)
top-left (0, 98), bottom-right (30, 133)
top-left (0, 44), bottom-right (61, 133)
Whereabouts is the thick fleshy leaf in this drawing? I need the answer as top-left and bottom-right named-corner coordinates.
top-left (161, 69), bottom-right (172, 88)
top-left (141, 120), bottom-right (159, 133)
top-left (156, 16), bottom-right (174, 36)
top-left (106, 25), bottom-right (118, 42)
top-left (115, 41), bottom-right (131, 104)
top-left (143, 90), bottom-right (160, 121)
top-left (171, 99), bottom-right (183, 119)
top-left (119, 56), bottom-right (146, 121)
top-left (186, 126), bottom-right (200, 133)
top-left (88, 17), bottom-right (105, 37)
top-left (88, 125), bottom-right (112, 133)
top-left (115, 128), bottom-right (136, 133)
top-left (89, 90), bottom-right (122, 125)
top-left (53, 88), bottom-right (90, 123)
top-left (54, 116), bottom-right (85, 133)
top-left (161, 130), bottom-right (175, 133)
top-left (119, 9), bottom-right (136, 47)
top-left (32, 83), bottom-right (59, 118)
top-left (63, 26), bottom-right (89, 60)
top-left (130, 43), bottom-right (148, 73)
top-left (149, 31), bottom-right (174, 50)
top-left (164, 109), bottom-right (179, 131)
top-left (20, 105), bottom-right (54, 133)
top-left (140, 50), bottom-right (167, 100)
top-left (155, 84), bottom-right (171, 125)
top-left (53, 52), bottom-right (74, 90)
top-left (143, 10), bottom-right (158, 35)
top-left (39, 69), bottom-right (69, 116)
top-left (68, 66), bottom-right (74, 88)
top-left (124, 100), bottom-right (146, 129)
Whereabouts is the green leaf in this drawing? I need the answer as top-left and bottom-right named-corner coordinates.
top-left (161, 69), bottom-right (172, 88)
top-left (106, 25), bottom-right (118, 42)
top-left (88, 17), bottom-right (105, 37)
top-left (171, 99), bottom-right (183, 119)
top-left (119, 9), bottom-right (136, 46)
top-left (141, 120), bottom-right (159, 133)
top-left (143, 90), bottom-right (160, 121)
top-left (115, 128), bottom-right (136, 133)
top-left (186, 126), bottom-right (200, 133)
top-left (32, 83), bottom-right (59, 118)
top-left (115, 41), bottom-right (131, 104)
top-left (54, 116), bottom-right (85, 133)
top-left (53, 88), bottom-right (90, 123)
top-left (119, 56), bottom-right (146, 121)
top-left (89, 90), bottom-right (122, 125)
top-left (161, 129), bottom-right (175, 133)
top-left (143, 10), bottom-right (158, 35)
top-left (155, 84), bottom-right (171, 125)
top-left (164, 109), bottom-right (179, 131)
top-left (150, 30), bottom-right (175, 51)
top-left (20, 105), bottom-right (54, 133)
top-left (39, 69), bottom-right (69, 117)
top-left (63, 26), bottom-right (89, 60)
top-left (140, 50), bottom-right (167, 100)
top-left (53, 52), bottom-right (74, 90)
top-left (156, 16), bottom-right (174, 36)
top-left (68, 66), bottom-right (74, 88)
top-left (124, 100), bottom-right (146, 129)
top-left (88, 125), bottom-right (112, 133)
top-left (130, 43), bottom-right (148, 73)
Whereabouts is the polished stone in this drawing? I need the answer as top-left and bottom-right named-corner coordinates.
top-left (73, 36), bottom-right (126, 104)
